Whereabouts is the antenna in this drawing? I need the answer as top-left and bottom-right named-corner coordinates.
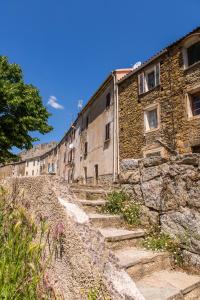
top-left (78, 99), bottom-right (83, 111)
top-left (132, 61), bottom-right (142, 70)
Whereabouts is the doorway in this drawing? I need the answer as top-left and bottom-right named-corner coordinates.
top-left (94, 164), bottom-right (98, 185)
top-left (84, 167), bottom-right (87, 185)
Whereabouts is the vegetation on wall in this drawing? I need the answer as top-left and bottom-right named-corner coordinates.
top-left (0, 187), bottom-right (60, 299)
top-left (0, 56), bottom-right (52, 163)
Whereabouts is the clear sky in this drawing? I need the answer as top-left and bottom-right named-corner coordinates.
top-left (1, 0), bottom-right (200, 150)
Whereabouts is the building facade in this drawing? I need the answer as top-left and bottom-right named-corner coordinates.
top-left (0, 27), bottom-right (200, 183)
top-left (118, 27), bottom-right (200, 159)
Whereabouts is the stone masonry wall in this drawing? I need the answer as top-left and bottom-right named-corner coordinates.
top-left (120, 154), bottom-right (200, 268)
top-left (118, 29), bottom-right (200, 159)
top-left (0, 176), bottom-right (144, 300)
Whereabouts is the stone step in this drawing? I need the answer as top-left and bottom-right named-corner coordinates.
top-left (78, 199), bottom-right (106, 213)
top-left (70, 188), bottom-right (107, 200)
top-left (88, 213), bottom-right (122, 228)
top-left (99, 227), bottom-right (145, 250)
top-left (115, 248), bottom-right (171, 280)
top-left (136, 270), bottom-right (200, 300)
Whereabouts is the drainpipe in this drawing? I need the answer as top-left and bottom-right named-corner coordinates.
top-left (112, 72), bottom-right (119, 182)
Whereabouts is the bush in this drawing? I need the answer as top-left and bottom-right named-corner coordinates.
top-left (0, 187), bottom-right (52, 299)
top-left (143, 226), bottom-right (183, 266)
top-left (101, 191), bottom-right (141, 226)
top-left (101, 191), bottom-right (127, 214)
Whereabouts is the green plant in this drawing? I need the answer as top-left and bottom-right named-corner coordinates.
top-left (122, 202), bottom-right (141, 226)
top-left (143, 226), bottom-right (183, 266)
top-left (101, 191), bottom-right (127, 214)
top-left (101, 191), bottom-right (141, 226)
top-left (0, 187), bottom-right (54, 299)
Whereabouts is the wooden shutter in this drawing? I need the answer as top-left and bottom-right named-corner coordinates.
top-left (155, 63), bottom-right (160, 86)
top-left (138, 73), bottom-right (145, 94)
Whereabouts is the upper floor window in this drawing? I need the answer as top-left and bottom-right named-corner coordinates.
top-left (84, 142), bottom-right (88, 156)
top-left (138, 63), bottom-right (160, 95)
top-left (186, 92), bottom-right (200, 118)
top-left (86, 116), bottom-right (89, 129)
top-left (187, 41), bottom-right (200, 66)
top-left (105, 123), bottom-right (110, 141)
top-left (106, 93), bottom-right (111, 109)
top-left (144, 105), bottom-right (159, 132)
top-left (183, 35), bottom-right (200, 69)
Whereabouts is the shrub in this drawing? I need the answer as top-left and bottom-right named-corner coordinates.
top-left (143, 226), bottom-right (183, 266)
top-left (0, 187), bottom-right (53, 299)
top-left (122, 202), bottom-right (141, 226)
top-left (101, 191), bottom-right (141, 226)
top-left (101, 191), bottom-right (127, 214)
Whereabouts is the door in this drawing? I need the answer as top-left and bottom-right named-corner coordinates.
top-left (94, 164), bottom-right (98, 185)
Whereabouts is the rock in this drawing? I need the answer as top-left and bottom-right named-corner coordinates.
top-left (141, 177), bottom-right (163, 211)
top-left (120, 159), bottom-right (140, 171)
top-left (141, 166), bottom-right (161, 182)
top-left (143, 156), bottom-right (167, 167)
top-left (178, 154), bottom-right (200, 166)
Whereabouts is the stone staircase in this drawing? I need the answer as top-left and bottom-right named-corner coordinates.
top-left (70, 184), bottom-right (200, 300)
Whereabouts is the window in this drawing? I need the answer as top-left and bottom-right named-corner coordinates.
top-left (186, 92), bottom-right (200, 118)
top-left (105, 123), bottom-right (110, 141)
top-left (84, 142), bottom-right (88, 156)
top-left (144, 105), bottom-right (159, 132)
top-left (106, 93), bottom-right (111, 109)
top-left (86, 116), bottom-right (89, 129)
top-left (33, 160), bottom-right (35, 166)
top-left (187, 41), bottom-right (200, 66)
top-left (191, 93), bottom-right (200, 116)
top-left (32, 170), bottom-right (34, 176)
top-left (26, 171), bottom-right (28, 176)
top-left (138, 63), bottom-right (160, 94)
top-left (26, 161), bottom-right (29, 167)
top-left (192, 145), bottom-right (200, 153)
top-left (68, 149), bottom-right (73, 162)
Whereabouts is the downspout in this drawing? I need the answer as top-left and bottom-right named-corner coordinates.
top-left (112, 71), bottom-right (119, 183)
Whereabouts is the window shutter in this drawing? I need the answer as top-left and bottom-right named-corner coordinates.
top-left (138, 73), bottom-right (145, 94)
top-left (155, 63), bottom-right (160, 86)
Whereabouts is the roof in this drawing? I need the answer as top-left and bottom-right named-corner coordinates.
top-left (118, 26), bottom-right (200, 84)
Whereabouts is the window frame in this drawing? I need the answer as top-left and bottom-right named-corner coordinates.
top-left (185, 91), bottom-right (200, 120)
top-left (144, 104), bottom-right (160, 133)
top-left (105, 122), bottom-right (110, 141)
top-left (182, 35), bottom-right (200, 69)
top-left (138, 63), bottom-right (160, 95)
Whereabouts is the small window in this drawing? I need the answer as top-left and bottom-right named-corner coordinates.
top-left (105, 123), bottom-right (110, 141)
top-left (86, 116), bottom-right (89, 129)
top-left (68, 150), bottom-right (73, 162)
top-left (187, 41), bottom-right (200, 66)
top-left (106, 93), bottom-right (111, 109)
top-left (32, 170), bottom-right (34, 176)
top-left (26, 171), bottom-right (28, 176)
top-left (191, 93), bottom-right (200, 116)
top-left (192, 145), bottom-right (200, 153)
top-left (138, 63), bottom-right (160, 94)
top-left (144, 106), bottom-right (159, 132)
top-left (26, 161), bottom-right (29, 167)
top-left (84, 142), bottom-right (88, 156)
top-left (33, 160), bottom-right (35, 166)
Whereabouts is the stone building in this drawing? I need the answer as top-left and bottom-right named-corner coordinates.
top-left (118, 27), bottom-right (200, 159)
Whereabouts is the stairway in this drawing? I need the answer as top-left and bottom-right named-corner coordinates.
top-left (70, 184), bottom-right (200, 300)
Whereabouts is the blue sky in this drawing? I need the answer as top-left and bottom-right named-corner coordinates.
top-left (1, 0), bottom-right (200, 150)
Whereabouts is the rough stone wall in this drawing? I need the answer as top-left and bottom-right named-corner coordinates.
top-left (120, 154), bottom-right (200, 268)
top-left (0, 176), bottom-right (144, 300)
top-left (118, 29), bottom-right (200, 159)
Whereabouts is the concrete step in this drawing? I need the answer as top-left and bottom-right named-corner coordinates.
top-left (136, 270), bottom-right (200, 300)
top-left (70, 188), bottom-right (107, 200)
top-left (88, 213), bottom-right (122, 228)
top-left (115, 248), bottom-right (171, 281)
top-left (78, 199), bottom-right (106, 213)
top-left (99, 227), bottom-right (145, 250)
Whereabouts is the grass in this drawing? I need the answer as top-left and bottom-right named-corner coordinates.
top-left (101, 191), bottom-right (141, 226)
top-left (0, 187), bottom-right (56, 299)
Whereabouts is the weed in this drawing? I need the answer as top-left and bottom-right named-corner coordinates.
top-left (101, 191), bottom-right (141, 226)
top-left (143, 226), bottom-right (183, 266)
